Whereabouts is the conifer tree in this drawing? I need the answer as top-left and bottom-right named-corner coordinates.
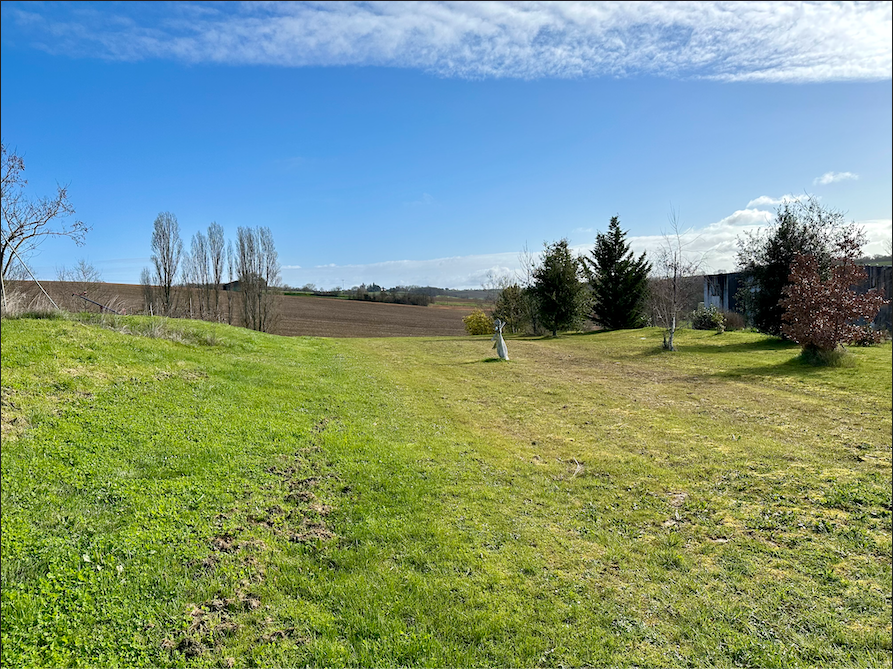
top-left (532, 239), bottom-right (589, 337)
top-left (582, 216), bottom-right (651, 329)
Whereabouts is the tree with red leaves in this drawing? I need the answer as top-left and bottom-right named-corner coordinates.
top-left (780, 231), bottom-right (887, 361)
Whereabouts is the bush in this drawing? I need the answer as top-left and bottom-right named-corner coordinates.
top-left (798, 345), bottom-right (855, 367)
top-left (780, 247), bottom-right (887, 356)
top-left (691, 305), bottom-right (725, 332)
top-left (850, 324), bottom-right (889, 347)
top-left (463, 309), bottom-right (494, 335)
top-left (721, 310), bottom-right (746, 331)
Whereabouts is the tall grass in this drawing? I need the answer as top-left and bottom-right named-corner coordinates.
top-left (0, 290), bottom-right (64, 320)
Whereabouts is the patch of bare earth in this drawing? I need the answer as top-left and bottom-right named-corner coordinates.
top-left (165, 418), bottom-right (342, 659)
top-left (6, 281), bottom-right (478, 338)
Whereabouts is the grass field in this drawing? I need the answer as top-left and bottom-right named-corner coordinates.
top-left (1, 314), bottom-right (891, 667)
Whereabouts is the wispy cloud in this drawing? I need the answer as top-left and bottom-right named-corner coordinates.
top-left (4, 1), bottom-right (890, 82)
top-left (404, 193), bottom-right (435, 207)
top-left (813, 171), bottom-right (859, 185)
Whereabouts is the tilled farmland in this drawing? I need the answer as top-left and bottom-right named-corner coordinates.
top-left (275, 295), bottom-right (476, 337)
top-left (4, 282), bottom-right (479, 338)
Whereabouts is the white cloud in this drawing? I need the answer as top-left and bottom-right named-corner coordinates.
top-left (282, 210), bottom-right (892, 289)
top-left (856, 219), bottom-right (893, 257)
top-left (281, 251), bottom-right (529, 290)
top-left (745, 194), bottom-right (801, 208)
top-left (404, 193), bottom-right (435, 207)
top-left (282, 208), bottom-right (775, 288)
top-left (813, 171), bottom-right (859, 185)
top-left (6, 1), bottom-right (891, 82)
top-left (618, 208), bottom-right (775, 274)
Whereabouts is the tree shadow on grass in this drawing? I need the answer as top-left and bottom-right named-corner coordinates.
top-left (709, 354), bottom-right (829, 380)
top-left (632, 334), bottom-right (797, 357)
top-left (630, 334), bottom-right (829, 379)
top-left (671, 337), bottom-right (799, 356)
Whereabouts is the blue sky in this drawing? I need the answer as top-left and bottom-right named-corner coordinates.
top-left (2, 1), bottom-right (891, 289)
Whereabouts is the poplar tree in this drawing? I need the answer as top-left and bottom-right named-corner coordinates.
top-left (151, 212), bottom-right (182, 316)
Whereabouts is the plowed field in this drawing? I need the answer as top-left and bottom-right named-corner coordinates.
top-left (5, 281), bottom-right (478, 338)
top-left (275, 295), bottom-right (476, 337)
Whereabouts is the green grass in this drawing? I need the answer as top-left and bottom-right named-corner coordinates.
top-left (432, 298), bottom-right (490, 308)
top-left (2, 316), bottom-right (891, 667)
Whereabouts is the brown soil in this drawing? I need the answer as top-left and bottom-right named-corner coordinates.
top-left (5, 281), bottom-right (478, 338)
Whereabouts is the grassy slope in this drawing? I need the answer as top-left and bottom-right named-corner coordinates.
top-left (1, 316), bottom-right (890, 667)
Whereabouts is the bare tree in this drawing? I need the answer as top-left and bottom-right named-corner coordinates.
top-left (57, 258), bottom-right (102, 284)
top-left (518, 242), bottom-right (538, 289)
top-left (481, 269), bottom-right (509, 304)
top-left (140, 266), bottom-right (157, 315)
top-left (208, 222), bottom-right (225, 320)
top-left (183, 230), bottom-right (211, 319)
top-left (236, 226), bottom-right (280, 332)
top-left (517, 242), bottom-right (542, 334)
top-left (225, 239), bottom-right (235, 324)
top-left (1, 142), bottom-right (88, 283)
top-left (651, 210), bottom-right (704, 351)
top-left (57, 258), bottom-right (104, 311)
top-left (151, 212), bottom-right (182, 316)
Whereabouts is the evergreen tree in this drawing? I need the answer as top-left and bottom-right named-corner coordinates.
top-left (532, 239), bottom-right (589, 337)
top-left (493, 283), bottom-right (529, 333)
top-left (582, 216), bottom-right (651, 329)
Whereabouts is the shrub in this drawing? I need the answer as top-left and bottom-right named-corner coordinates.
top-left (691, 305), bottom-right (725, 332)
top-left (780, 245), bottom-right (887, 358)
top-left (850, 324), bottom-right (889, 347)
top-left (463, 309), bottom-right (494, 335)
top-left (798, 345), bottom-right (855, 367)
top-left (721, 310), bottom-right (746, 331)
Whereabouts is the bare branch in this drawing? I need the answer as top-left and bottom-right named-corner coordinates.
top-left (1, 143), bottom-right (88, 281)
top-left (651, 209), bottom-right (705, 351)
top-left (151, 211), bottom-right (182, 316)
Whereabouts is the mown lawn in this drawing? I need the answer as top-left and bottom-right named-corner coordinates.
top-left (1, 315), bottom-right (890, 667)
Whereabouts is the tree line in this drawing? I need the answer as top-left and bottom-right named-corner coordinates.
top-left (2, 141), bottom-right (887, 356)
top-left (483, 215), bottom-right (696, 348)
top-left (140, 212), bottom-right (281, 333)
top-left (484, 199), bottom-right (887, 361)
